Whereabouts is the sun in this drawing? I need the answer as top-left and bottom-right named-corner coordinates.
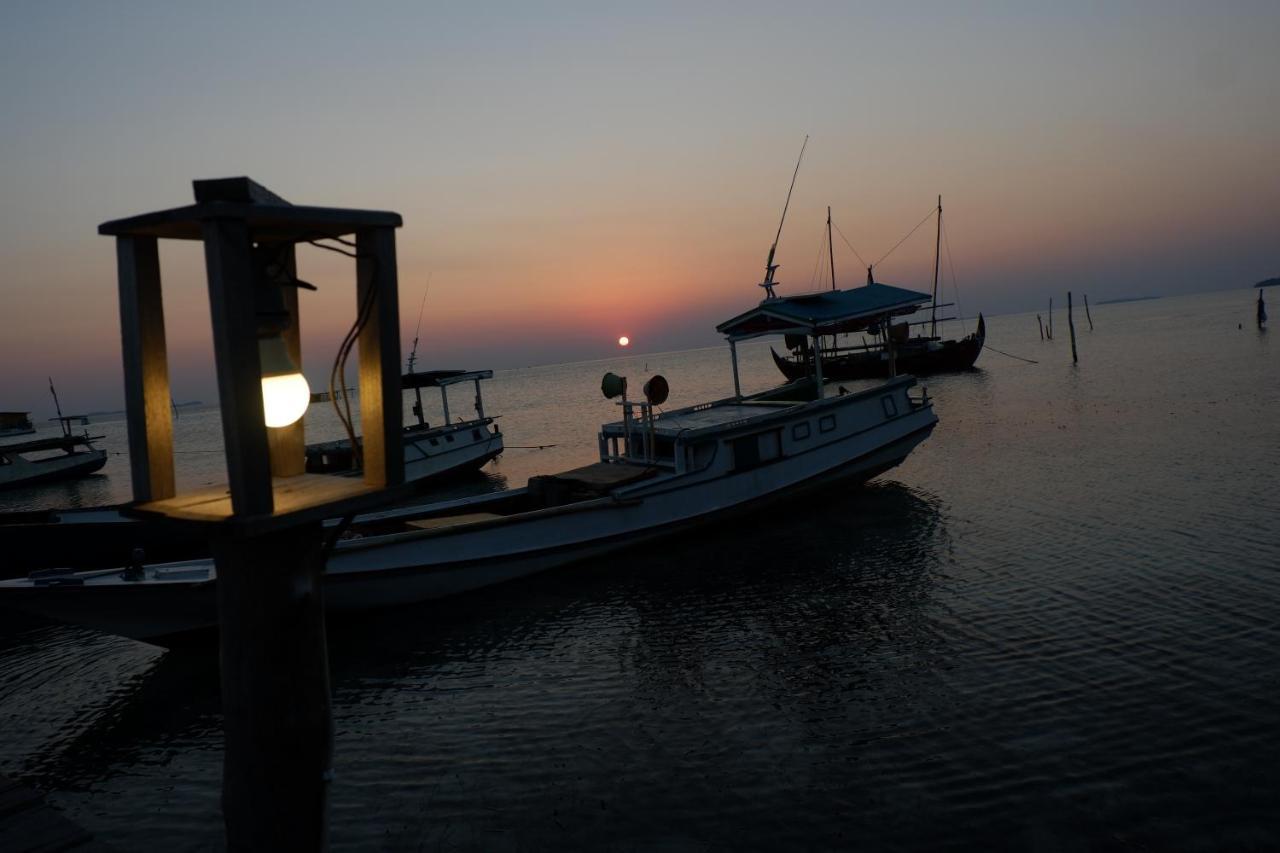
top-left (618, 335), bottom-right (630, 347)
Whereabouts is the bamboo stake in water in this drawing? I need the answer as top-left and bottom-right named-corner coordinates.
top-left (1068, 291), bottom-right (1079, 364)
top-left (1084, 293), bottom-right (1094, 330)
top-left (1037, 314), bottom-right (1044, 341)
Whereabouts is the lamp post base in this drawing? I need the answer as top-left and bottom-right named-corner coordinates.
top-left (213, 522), bottom-right (332, 851)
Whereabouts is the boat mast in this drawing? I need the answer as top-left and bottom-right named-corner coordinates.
top-left (48, 377), bottom-right (69, 438)
top-left (827, 206), bottom-right (836, 292)
top-left (759, 135), bottom-right (808, 300)
top-left (407, 279), bottom-right (429, 426)
top-left (931, 195), bottom-right (942, 338)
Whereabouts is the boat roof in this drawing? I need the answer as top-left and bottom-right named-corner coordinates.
top-left (401, 369), bottom-right (493, 390)
top-left (716, 283), bottom-right (931, 341)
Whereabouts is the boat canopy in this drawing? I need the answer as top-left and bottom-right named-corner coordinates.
top-left (716, 283), bottom-right (931, 342)
top-left (401, 369), bottom-right (493, 390)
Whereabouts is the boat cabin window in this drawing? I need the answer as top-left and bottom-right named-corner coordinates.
top-left (881, 396), bottom-right (898, 418)
top-left (792, 422), bottom-right (810, 441)
top-left (687, 441), bottom-right (716, 471)
top-left (819, 414), bottom-right (836, 433)
top-left (732, 430), bottom-right (781, 471)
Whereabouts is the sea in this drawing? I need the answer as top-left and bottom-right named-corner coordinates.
top-left (0, 287), bottom-right (1276, 851)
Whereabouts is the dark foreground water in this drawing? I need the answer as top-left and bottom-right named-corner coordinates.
top-left (1, 289), bottom-right (1277, 850)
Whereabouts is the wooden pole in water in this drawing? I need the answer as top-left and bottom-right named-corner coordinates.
top-left (1068, 291), bottom-right (1078, 364)
top-left (1037, 314), bottom-right (1044, 341)
top-left (1048, 297), bottom-right (1054, 339)
top-left (1084, 293), bottom-right (1094, 330)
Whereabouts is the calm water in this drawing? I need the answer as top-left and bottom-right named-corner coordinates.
top-left (1, 288), bottom-right (1277, 850)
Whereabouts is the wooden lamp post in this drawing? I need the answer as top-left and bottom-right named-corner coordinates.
top-left (100, 177), bottom-right (407, 850)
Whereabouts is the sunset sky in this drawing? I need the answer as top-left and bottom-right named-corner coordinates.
top-left (2, 2), bottom-right (1278, 413)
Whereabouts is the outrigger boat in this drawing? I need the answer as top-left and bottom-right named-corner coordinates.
top-left (0, 381), bottom-right (107, 490)
top-left (0, 285), bottom-right (939, 642)
top-left (0, 425), bottom-right (107, 490)
top-left (771, 197), bottom-right (985, 382)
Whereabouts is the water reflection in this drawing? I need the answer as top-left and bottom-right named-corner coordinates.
top-left (15, 481), bottom-right (949, 808)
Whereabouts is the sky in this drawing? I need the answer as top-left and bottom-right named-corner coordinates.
top-left (2, 1), bottom-right (1278, 414)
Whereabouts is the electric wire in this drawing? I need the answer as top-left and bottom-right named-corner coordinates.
top-left (306, 236), bottom-right (377, 469)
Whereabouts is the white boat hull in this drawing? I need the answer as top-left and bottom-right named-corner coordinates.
top-left (0, 377), bottom-right (936, 643)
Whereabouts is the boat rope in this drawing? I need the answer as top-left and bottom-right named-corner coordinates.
top-left (831, 220), bottom-right (868, 270)
top-left (941, 218), bottom-right (967, 335)
top-left (984, 345), bottom-right (1039, 364)
top-left (872, 204), bottom-right (936, 270)
top-left (506, 444), bottom-right (558, 450)
top-left (808, 220), bottom-right (830, 290)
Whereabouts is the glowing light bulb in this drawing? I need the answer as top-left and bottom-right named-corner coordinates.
top-left (259, 336), bottom-right (311, 428)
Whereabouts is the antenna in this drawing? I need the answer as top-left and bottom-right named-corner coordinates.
top-left (760, 135), bottom-right (809, 300)
top-left (406, 273), bottom-right (431, 374)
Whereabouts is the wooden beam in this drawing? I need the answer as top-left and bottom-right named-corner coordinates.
top-left (203, 218), bottom-right (274, 516)
top-left (116, 235), bottom-right (175, 502)
top-left (355, 227), bottom-right (404, 488)
top-left (268, 245), bottom-right (306, 478)
top-left (214, 523), bottom-right (331, 851)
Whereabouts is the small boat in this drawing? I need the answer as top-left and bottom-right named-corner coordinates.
top-left (770, 197), bottom-right (985, 382)
top-left (0, 286), bottom-right (939, 642)
top-left (305, 369), bottom-right (503, 483)
top-left (0, 381), bottom-right (107, 490)
top-left (0, 428), bottom-right (107, 490)
top-left (771, 314), bottom-right (985, 381)
top-left (0, 412), bottom-right (35, 438)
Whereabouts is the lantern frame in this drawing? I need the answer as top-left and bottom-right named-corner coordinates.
top-left (100, 177), bottom-right (407, 535)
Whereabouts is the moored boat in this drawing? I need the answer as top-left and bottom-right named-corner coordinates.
top-left (0, 287), bottom-right (939, 642)
top-left (305, 369), bottom-right (503, 482)
top-left (770, 196), bottom-right (985, 382)
top-left (0, 431), bottom-right (107, 490)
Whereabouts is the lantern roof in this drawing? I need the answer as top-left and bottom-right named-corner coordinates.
top-left (98, 177), bottom-right (401, 242)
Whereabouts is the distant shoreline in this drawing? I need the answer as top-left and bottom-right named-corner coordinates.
top-left (1095, 295), bottom-right (1162, 306)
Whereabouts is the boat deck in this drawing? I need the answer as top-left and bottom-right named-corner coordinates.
top-left (603, 400), bottom-right (792, 439)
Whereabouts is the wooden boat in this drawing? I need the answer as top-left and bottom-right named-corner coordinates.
top-left (770, 197), bottom-right (985, 382)
top-left (0, 403), bottom-right (107, 491)
top-left (0, 288), bottom-right (939, 642)
top-left (771, 314), bottom-right (985, 381)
